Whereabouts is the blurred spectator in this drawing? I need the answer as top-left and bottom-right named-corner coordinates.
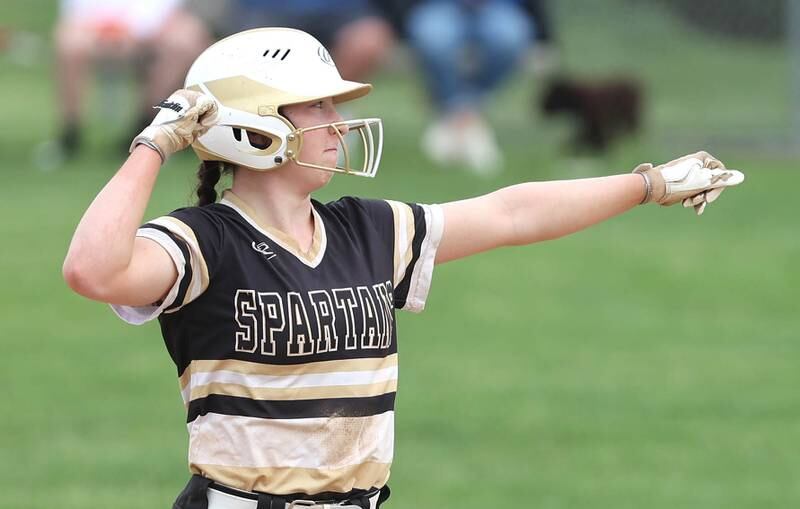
top-left (404, 0), bottom-right (548, 175)
top-left (220, 0), bottom-right (395, 83)
top-left (0, 28), bottom-right (45, 67)
top-left (53, 0), bottom-right (210, 157)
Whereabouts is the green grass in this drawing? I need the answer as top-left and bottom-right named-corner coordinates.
top-left (1, 1), bottom-right (798, 508)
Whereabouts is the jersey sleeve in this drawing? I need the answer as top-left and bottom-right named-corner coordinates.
top-left (331, 197), bottom-right (444, 313)
top-left (111, 207), bottom-right (224, 325)
top-left (386, 200), bottom-right (444, 313)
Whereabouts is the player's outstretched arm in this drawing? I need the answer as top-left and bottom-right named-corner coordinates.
top-left (63, 90), bottom-right (218, 306)
top-left (435, 152), bottom-right (744, 264)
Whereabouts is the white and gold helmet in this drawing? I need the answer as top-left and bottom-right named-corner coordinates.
top-left (184, 27), bottom-right (383, 177)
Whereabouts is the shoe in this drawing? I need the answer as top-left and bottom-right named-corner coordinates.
top-left (421, 117), bottom-right (461, 167)
top-left (33, 123), bottom-right (81, 171)
top-left (457, 115), bottom-right (503, 176)
top-left (60, 123), bottom-right (81, 158)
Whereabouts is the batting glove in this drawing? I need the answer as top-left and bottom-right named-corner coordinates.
top-left (633, 151), bottom-right (745, 215)
top-left (130, 89), bottom-right (218, 163)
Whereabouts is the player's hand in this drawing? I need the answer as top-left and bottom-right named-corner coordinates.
top-left (130, 89), bottom-right (218, 163)
top-left (633, 151), bottom-right (745, 215)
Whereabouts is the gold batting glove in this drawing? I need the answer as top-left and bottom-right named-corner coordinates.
top-left (633, 151), bottom-right (745, 215)
top-left (130, 90), bottom-right (218, 162)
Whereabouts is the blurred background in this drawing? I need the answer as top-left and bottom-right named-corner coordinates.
top-left (1, 1), bottom-right (798, 508)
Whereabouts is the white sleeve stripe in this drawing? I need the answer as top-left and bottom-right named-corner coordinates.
top-left (109, 228), bottom-right (187, 325)
top-left (402, 204), bottom-right (444, 313)
top-left (386, 200), bottom-right (415, 287)
top-left (150, 217), bottom-right (202, 302)
top-left (150, 216), bottom-right (209, 304)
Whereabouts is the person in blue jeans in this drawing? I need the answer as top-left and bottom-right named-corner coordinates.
top-left (406, 0), bottom-right (539, 175)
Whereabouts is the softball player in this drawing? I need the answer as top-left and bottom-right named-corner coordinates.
top-left (63, 27), bottom-right (744, 509)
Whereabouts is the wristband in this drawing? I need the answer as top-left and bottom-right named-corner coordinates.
top-left (637, 171), bottom-right (652, 204)
top-left (130, 135), bottom-right (166, 163)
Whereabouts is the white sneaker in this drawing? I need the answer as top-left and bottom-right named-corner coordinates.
top-left (421, 118), bottom-right (461, 167)
top-left (458, 116), bottom-right (503, 177)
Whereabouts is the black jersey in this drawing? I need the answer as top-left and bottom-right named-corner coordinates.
top-left (113, 190), bottom-right (443, 496)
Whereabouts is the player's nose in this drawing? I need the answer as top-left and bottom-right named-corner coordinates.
top-left (328, 116), bottom-right (348, 136)
top-left (333, 122), bottom-right (349, 136)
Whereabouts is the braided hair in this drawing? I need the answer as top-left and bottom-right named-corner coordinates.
top-left (195, 161), bottom-right (235, 206)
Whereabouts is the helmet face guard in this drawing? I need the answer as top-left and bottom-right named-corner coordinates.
top-left (291, 119), bottom-right (383, 178)
top-left (184, 28), bottom-right (384, 177)
top-left (193, 96), bottom-right (383, 178)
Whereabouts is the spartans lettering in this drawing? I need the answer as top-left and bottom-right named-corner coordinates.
top-left (234, 282), bottom-right (394, 356)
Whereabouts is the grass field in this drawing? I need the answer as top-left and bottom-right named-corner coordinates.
top-left (1, 1), bottom-right (798, 508)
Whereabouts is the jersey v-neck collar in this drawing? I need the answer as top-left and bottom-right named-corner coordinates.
top-left (219, 189), bottom-right (327, 268)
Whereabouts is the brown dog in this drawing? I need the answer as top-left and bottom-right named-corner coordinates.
top-left (540, 77), bottom-right (643, 152)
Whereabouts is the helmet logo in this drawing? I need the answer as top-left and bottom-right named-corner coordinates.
top-left (317, 46), bottom-right (334, 66)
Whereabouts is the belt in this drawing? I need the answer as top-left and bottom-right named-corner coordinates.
top-left (207, 483), bottom-right (381, 509)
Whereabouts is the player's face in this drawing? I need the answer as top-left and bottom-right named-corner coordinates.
top-left (282, 97), bottom-right (347, 170)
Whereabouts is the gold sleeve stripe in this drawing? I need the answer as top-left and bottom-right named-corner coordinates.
top-left (133, 231), bottom-right (188, 310)
top-left (150, 216), bottom-right (210, 304)
top-left (188, 378), bottom-right (397, 403)
top-left (146, 217), bottom-right (200, 301)
top-left (179, 353), bottom-right (398, 390)
top-left (192, 461), bottom-right (391, 495)
top-left (385, 200), bottom-right (415, 287)
top-left (402, 203), bottom-right (444, 313)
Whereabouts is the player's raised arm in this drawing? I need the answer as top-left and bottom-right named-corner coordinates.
top-left (62, 90), bottom-right (218, 306)
top-left (435, 151), bottom-right (744, 264)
